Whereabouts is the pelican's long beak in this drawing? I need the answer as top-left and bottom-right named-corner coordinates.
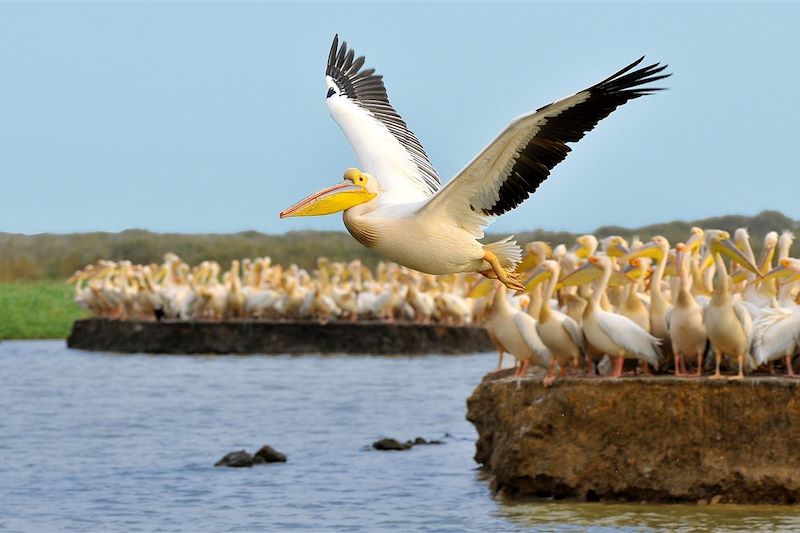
top-left (609, 271), bottom-right (635, 287)
top-left (623, 242), bottom-right (664, 263)
top-left (523, 265), bottom-right (551, 293)
top-left (559, 263), bottom-right (598, 287)
top-left (711, 238), bottom-right (762, 277)
top-left (557, 263), bottom-right (634, 288)
top-left (466, 278), bottom-right (494, 299)
top-left (280, 182), bottom-right (376, 218)
top-left (764, 259), bottom-right (795, 281)
top-left (517, 253), bottom-right (540, 272)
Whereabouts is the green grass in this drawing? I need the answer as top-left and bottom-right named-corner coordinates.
top-left (0, 282), bottom-right (86, 339)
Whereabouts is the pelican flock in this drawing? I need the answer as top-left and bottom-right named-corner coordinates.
top-left (281, 35), bottom-right (670, 291)
top-left (69, 226), bottom-right (800, 382)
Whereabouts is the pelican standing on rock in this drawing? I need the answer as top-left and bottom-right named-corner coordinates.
top-left (281, 35), bottom-right (670, 289)
top-left (578, 255), bottom-right (662, 377)
top-left (702, 230), bottom-right (761, 379)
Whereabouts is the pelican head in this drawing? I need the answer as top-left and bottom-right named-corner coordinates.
top-left (686, 227), bottom-right (705, 253)
top-left (280, 168), bottom-right (377, 218)
top-left (602, 235), bottom-right (630, 258)
top-left (705, 229), bottom-right (762, 276)
top-left (523, 260), bottom-right (559, 292)
top-left (570, 235), bottom-right (598, 259)
top-left (623, 235), bottom-right (669, 264)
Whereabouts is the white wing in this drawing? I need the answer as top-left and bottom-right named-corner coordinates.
top-left (513, 311), bottom-right (551, 364)
top-left (596, 310), bottom-right (661, 367)
top-left (560, 314), bottom-right (585, 351)
top-left (417, 58), bottom-right (669, 238)
top-left (325, 35), bottom-right (440, 206)
top-left (733, 301), bottom-right (755, 352)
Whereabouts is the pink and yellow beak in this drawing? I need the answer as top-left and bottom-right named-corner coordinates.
top-left (466, 278), bottom-right (495, 299)
top-left (764, 258), bottom-right (800, 282)
top-left (709, 237), bottom-right (763, 277)
top-left (606, 240), bottom-right (630, 258)
top-left (280, 180), bottom-right (375, 219)
top-left (558, 262), bottom-right (634, 288)
top-left (623, 241), bottom-right (665, 263)
top-left (523, 265), bottom-right (552, 293)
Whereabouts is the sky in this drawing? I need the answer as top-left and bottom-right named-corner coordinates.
top-left (1, 2), bottom-right (799, 236)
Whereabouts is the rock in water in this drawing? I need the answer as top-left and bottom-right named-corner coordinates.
top-left (467, 373), bottom-right (800, 503)
top-left (254, 444), bottom-right (287, 463)
top-left (214, 450), bottom-right (254, 468)
top-left (373, 438), bottom-right (412, 451)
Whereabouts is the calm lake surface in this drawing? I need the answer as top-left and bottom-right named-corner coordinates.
top-left (1, 340), bottom-right (799, 532)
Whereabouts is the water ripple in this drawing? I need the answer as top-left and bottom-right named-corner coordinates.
top-left (2, 340), bottom-right (799, 531)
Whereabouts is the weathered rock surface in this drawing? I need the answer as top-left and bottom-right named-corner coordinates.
top-left (254, 445), bottom-right (287, 463)
top-left (467, 370), bottom-right (800, 503)
top-left (67, 318), bottom-right (494, 355)
top-left (372, 436), bottom-right (446, 450)
top-left (214, 450), bottom-right (254, 468)
top-left (373, 438), bottom-right (412, 451)
top-left (215, 445), bottom-right (287, 467)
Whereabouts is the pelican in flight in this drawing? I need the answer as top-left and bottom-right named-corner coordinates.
top-left (281, 35), bottom-right (670, 290)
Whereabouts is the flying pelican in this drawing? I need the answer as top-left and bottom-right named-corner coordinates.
top-left (281, 35), bottom-right (670, 290)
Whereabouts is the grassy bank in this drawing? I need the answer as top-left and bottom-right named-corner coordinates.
top-left (0, 282), bottom-right (85, 340)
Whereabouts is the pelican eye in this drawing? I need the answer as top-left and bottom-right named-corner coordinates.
top-left (326, 87), bottom-right (335, 98)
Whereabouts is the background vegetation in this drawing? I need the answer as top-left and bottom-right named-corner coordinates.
top-left (2, 210), bottom-right (797, 282)
top-left (0, 282), bottom-right (87, 339)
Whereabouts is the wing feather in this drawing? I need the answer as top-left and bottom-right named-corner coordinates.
top-left (596, 311), bottom-right (661, 367)
top-left (560, 315), bottom-right (585, 351)
top-left (325, 35), bottom-right (440, 205)
top-left (513, 311), bottom-right (551, 363)
top-left (419, 57), bottom-right (669, 237)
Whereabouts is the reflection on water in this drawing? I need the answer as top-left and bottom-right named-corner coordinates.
top-left (500, 500), bottom-right (800, 531)
top-left (1, 340), bottom-right (797, 531)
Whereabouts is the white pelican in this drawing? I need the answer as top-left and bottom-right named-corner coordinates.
top-left (526, 260), bottom-right (584, 386)
top-left (667, 243), bottom-right (708, 376)
top-left (576, 256), bottom-right (661, 377)
top-left (702, 230), bottom-right (761, 379)
top-left (484, 284), bottom-right (551, 377)
top-left (281, 35), bottom-right (669, 290)
top-left (754, 257), bottom-right (800, 376)
top-left (625, 236), bottom-right (673, 361)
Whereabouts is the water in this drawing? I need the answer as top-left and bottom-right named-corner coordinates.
top-left (1, 341), bottom-right (798, 532)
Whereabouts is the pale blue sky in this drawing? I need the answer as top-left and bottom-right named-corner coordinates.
top-left (1, 2), bottom-right (798, 235)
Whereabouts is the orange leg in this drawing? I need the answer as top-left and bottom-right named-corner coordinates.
top-left (674, 352), bottom-right (683, 376)
top-left (610, 354), bottom-right (625, 378)
top-left (786, 353), bottom-right (797, 378)
top-left (482, 251), bottom-right (524, 291)
top-left (543, 358), bottom-right (557, 387)
top-left (728, 353), bottom-right (745, 380)
top-left (710, 350), bottom-right (724, 379)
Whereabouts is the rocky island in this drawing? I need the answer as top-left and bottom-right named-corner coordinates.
top-left (467, 370), bottom-right (800, 504)
top-left (67, 318), bottom-right (494, 355)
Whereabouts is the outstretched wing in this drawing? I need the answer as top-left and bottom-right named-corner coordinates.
top-left (325, 35), bottom-right (440, 206)
top-left (418, 57), bottom-right (670, 237)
